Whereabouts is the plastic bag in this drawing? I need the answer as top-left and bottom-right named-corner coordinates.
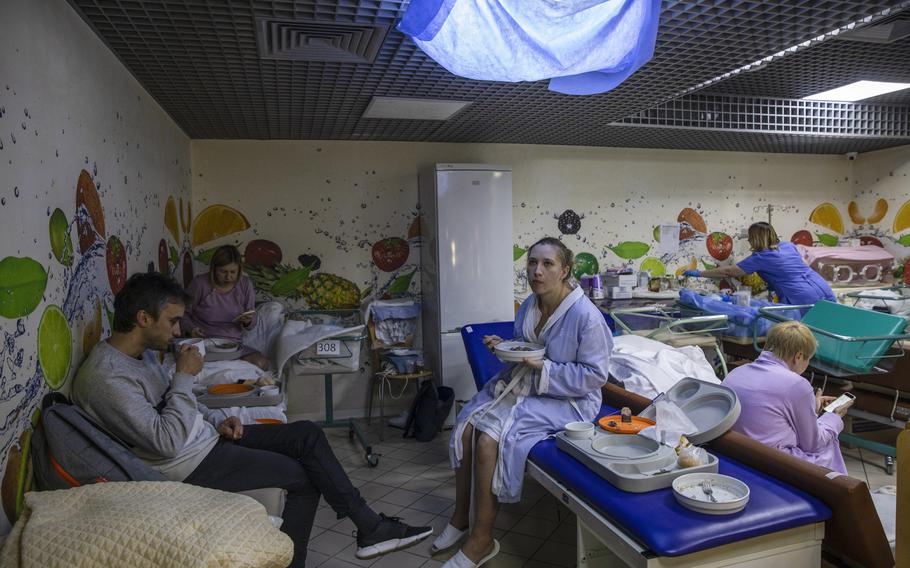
top-left (676, 435), bottom-right (708, 468)
top-left (638, 399), bottom-right (697, 446)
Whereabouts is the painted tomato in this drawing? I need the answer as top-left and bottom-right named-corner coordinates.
top-left (371, 237), bottom-right (409, 272)
top-left (244, 239), bottom-right (282, 268)
top-left (706, 232), bottom-right (733, 261)
top-left (158, 239), bottom-right (169, 273)
top-left (106, 236), bottom-right (127, 294)
top-left (860, 236), bottom-right (884, 247)
top-left (790, 230), bottom-right (813, 247)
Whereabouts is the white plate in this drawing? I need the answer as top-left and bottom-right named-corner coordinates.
top-left (206, 338), bottom-right (241, 353)
top-left (672, 473), bottom-right (749, 515)
top-left (494, 341), bottom-right (545, 362)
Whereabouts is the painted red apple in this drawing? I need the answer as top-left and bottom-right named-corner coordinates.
top-left (371, 237), bottom-right (409, 272)
top-left (791, 230), bottom-right (813, 247)
top-left (706, 232), bottom-right (733, 261)
top-left (106, 236), bottom-right (127, 294)
top-left (860, 236), bottom-right (884, 247)
top-left (244, 239), bottom-right (282, 268)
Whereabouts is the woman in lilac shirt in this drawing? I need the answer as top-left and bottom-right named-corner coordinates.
top-left (724, 321), bottom-right (852, 473)
top-left (181, 245), bottom-right (270, 370)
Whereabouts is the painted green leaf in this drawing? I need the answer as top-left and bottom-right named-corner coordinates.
top-left (195, 247), bottom-right (218, 265)
top-left (815, 233), bottom-right (839, 247)
top-left (169, 245), bottom-right (179, 268)
top-left (608, 241), bottom-right (650, 260)
top-left (897, 234), bottom-right (910, 247)
top-left (573, 252), bottom-right (599, 279)
top-left (387, 269), bottom-right (417, 296)
top-left (360, 286), bottom-right (373, 301)
top-left (271, 267), bottom-right (311, 297)
top-left (701, 260), bottom-right (717, 270)
top-left (513, 245), bottom-right (526, 262)
top-left (48, 208), bottom-right (74, 267)
top-left (0, 257), bottom-right (48, 318)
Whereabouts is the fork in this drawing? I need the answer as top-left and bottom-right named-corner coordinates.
top-left (701, 479), bottom-right (718, 502)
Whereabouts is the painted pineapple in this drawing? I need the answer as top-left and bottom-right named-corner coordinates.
top-left (301, 273), bottom-right (360, 309)
top-left (245, 263), bottom-right (361, 309)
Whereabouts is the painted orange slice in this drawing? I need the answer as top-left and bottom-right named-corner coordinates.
top-left (809, 203), bottom-right (845, 234)
top-left (164, 196), bottom-right (180, 243)
top-left (191, 204), bottom-right (250, 247)
top-left (868, 198), bottom-right (888, 224)
top-left (893, 200), bottom-right (910, 234)
top-left (847, 201), bottom-right (865, 225)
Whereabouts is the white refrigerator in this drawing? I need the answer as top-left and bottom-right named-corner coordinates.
top-left (419, 164), bottom-right (514, 414)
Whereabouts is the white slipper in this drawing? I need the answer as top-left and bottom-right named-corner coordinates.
top-left (430, 523), bottom-right (468, 554)
top-left (441, 540), bottom-right (500, 568)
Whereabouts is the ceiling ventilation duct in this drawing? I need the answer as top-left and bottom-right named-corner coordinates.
top-left (256, 18), bottom-right (389, 63)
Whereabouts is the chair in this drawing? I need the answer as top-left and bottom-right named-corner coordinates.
top-left (460, 321), bottom-right (514, 391)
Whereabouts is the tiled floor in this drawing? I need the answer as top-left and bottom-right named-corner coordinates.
top-left (305, 420), bottom-right (898, 568)
top-left (306, 421), bottom-right (577, 568)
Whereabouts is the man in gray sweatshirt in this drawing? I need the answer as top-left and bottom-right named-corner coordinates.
top-left (72, 272), bottom-right (431, 567)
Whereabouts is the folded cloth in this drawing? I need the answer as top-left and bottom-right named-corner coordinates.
top-left (0, 481), bottom-right (292, 568)
top-left (274, 319), bottom-right (365, 377)
top-left (609, 334), bottom-right (719, 399)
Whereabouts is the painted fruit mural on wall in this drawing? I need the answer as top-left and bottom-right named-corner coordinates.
top-left (706, 232), bottom-right (733, 261)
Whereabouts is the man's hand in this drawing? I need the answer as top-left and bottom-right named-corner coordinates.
top-left (217, 416), bottom-right (244, 440)
top-left (190, 327), bottom-right (206, 338)
top-left (522, 357), bottom-right (544, 370)
top-left (483, 335), bottom-right (503, 353)
top-left (235, 312), bottom-right (254, 326)
top-left (176, 345), bottom-right (203, 376)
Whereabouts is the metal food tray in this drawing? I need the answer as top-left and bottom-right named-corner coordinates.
top-left (197, 387), bottom-right (284, 409)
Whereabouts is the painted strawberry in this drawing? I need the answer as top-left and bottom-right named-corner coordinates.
top-left (106, 236), bottom-right (127, 294)
top-left (790, 230), bottom-right (813, 247)
top-left (371, 237), bottom-right (409, 272)
top-left (706, 232), bottom-right (733, 261)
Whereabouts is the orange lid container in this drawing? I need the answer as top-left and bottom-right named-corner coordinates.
top-left (597, 414), bottom-right (656, 434)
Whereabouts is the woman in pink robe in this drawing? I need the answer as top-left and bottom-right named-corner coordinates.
top-left (724, 321), bottom-right (852, 474)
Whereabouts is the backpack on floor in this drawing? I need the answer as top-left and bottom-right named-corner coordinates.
top-left (31, 392), bottom-right (165, 490)
top-left (404, 382), bottom-right (454, 442)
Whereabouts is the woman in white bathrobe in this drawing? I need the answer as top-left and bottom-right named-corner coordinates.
top-left (436, 238), bottom-right (613, 568)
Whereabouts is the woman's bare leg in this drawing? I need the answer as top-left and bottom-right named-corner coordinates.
top-left (460, 431), bottom-right (499, 561)
top-left (449, 423), bottom-right (474, 530)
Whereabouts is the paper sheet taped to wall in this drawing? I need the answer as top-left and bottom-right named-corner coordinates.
top-left (658, 224), bottom-right (680, 254)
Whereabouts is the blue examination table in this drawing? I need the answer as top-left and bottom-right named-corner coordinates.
top-left (462, 322), bottom-right (831, 566)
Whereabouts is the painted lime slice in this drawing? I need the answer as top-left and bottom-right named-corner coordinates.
top-left (38, 304), bottom-right (72, 390)
top-left (639, 257), bottom-right (666, 277)
top-left (49, 209), bottom-right (74, 266)
top-left (0, 257), bottom-right (48, 319)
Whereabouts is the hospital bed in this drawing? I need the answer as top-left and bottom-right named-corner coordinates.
top-left (607, 304), bottom-right (730, 377)
top-left (459, 323), bottom-right (854, 568)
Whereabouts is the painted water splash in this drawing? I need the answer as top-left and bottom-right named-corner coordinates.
top-left (0, 233), bottom-right (109, 459)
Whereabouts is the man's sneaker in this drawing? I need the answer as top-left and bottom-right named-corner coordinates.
top-left (355, 513), bottom-right (434, 559)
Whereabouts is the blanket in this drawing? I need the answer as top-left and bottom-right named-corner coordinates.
top-left (609, 334), bottom-right (719, 399)
top-left (0, 481), bottom-right (292, 568)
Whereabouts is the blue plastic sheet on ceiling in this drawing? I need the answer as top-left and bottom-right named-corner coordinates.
top-left (397, 0), bottom-right (661, 96)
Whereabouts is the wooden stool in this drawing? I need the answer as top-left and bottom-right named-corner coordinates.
top-left (369, 369), bottom-right (432, 440)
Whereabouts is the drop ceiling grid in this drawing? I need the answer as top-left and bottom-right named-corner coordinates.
top-left (67, 0), bottom-right (910, 151)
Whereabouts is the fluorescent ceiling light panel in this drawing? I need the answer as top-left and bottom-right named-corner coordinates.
top-left (362, 97), bottom-right (472, 120)
top-left (803, 80), bottom-right (910, 102)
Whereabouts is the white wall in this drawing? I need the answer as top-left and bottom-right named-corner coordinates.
top-left (0, 0), bottom-right (191, 532)
top-left (193, 139), bottom-right (856, 418)
top-left (851, 144), bottom-right (910, 266)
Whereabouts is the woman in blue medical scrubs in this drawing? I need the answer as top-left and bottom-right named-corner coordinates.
top-left (684, 222), bottom-right (835, 305)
